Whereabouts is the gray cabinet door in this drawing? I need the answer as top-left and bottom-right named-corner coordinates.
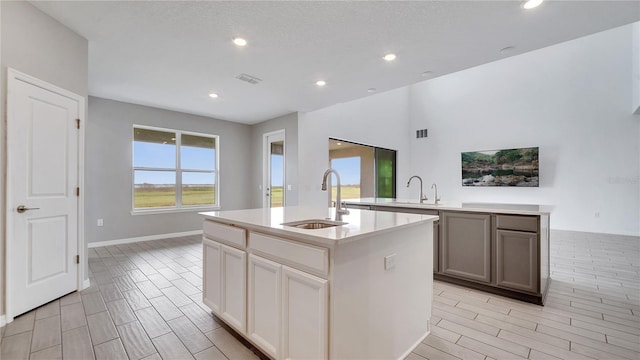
top-left (433, 220), bottom-right (439, 273)
top-left (496, 230), bottom-right (538, 293)
top-left (441, 212), bottom-right (491, 283)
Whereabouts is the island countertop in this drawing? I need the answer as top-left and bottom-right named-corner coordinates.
top-left (345, 198), bottom-right (552, 216)
top-left (200, 206), bottom-right (437, 246)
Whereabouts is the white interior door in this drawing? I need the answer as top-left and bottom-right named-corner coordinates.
top-left (7, 69), bottom-right (82, 318)
top-left (263, 130), bottom-right (285, 208)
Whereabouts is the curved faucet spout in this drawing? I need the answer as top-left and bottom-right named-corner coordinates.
top-left (407, 175), bottom-right (427, 204)
top-left (321, 168), bottom-right (350, 221)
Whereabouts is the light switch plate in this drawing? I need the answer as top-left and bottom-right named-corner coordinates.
top-left (384, 254), bottom-right (396, 270)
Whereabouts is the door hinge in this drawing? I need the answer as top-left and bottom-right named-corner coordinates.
top-left (76, 187), bottom-right (80, 196)
top-left (76, 118), bottom-right (80, 129)
top-left (75, 255), bottom-right (80, 264)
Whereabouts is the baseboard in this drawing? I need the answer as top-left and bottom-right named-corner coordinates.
top-left (88, 230), bottom-right (203, 248)
top-left (398, 329), bottom-right (430, 360)
top-left (82, 279), bottom-right (91, 290)
top-left (0, 314), bottom-right (6, 328)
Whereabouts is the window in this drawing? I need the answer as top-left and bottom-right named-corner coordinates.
top-left (133, 126), bottom-right (218, 211)
top-left (328, 138), bottom-right (396, 205)
top-left (330, 157), bottom-right (361, 200)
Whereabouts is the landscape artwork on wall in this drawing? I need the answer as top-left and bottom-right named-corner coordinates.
top-left (462, 147), bottom-right (539, 187)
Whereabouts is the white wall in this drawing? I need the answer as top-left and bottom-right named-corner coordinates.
top-left (633, 22), bottom-right (640, 115)
top-left (298, 22), bottom-right (639, 236)
top-left (298, 87), bottom-right (412, 207)
top-left (408, 23), bottom-right (640, 236)
top-left (1, 1), bottom-right (89, 323)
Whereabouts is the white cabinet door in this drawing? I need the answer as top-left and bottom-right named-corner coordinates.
top-left (248, 255), bottom-right (281, 359)
top-left (203, 238), bottom-right (222, 315)
top-left (282, 266), bottom-right (328, 360)
top-left (221, 244), bottom-right (247, 333)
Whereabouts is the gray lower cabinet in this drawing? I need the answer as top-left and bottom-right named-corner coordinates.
top-left (495, 229), bottom-right (538, 293)
top-left (432, 220), bottom-right (439, 273)
top-left (441, 212), bottom-right (491, 283)
top-left (345, 202), bottom-right (549, 304)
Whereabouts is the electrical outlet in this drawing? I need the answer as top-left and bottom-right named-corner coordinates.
top-left (384, 254), bottom-right (397, 270)
top-left (287, 184), bottom-right (292, 191)
top-left (97, 219), bottom-right (104, 227)
top-left (594, 212), bottom-right (600, 218)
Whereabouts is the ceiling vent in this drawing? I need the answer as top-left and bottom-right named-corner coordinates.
top-left (236, 73), bottom-right (262, 85)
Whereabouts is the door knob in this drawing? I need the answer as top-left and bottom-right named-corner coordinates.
top-left (17, 205), bottom-right (40, 213)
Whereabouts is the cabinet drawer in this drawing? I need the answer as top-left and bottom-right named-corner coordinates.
top-left (496, 215), bottom-right (538, 233)
top-left (249, 232), bottom-right (329, 277)
top-left (204, 220), bottom-right (246, 249)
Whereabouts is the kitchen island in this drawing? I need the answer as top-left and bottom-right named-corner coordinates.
top-left (345, 198), bottom-right (552, 305)
top-left (200, 206), bottom-right (438, 360)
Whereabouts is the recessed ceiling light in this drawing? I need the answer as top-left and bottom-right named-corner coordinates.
top-left (421, 71), bottom-right (434, 77)
top-left (367, 88), bottom-right (377, 93)
top-left (232, 37), bottom-right (247, 46)
top-left (208, 93), bottom-right (219, 98)
top-left (383, 53), bottom-right (397, 61)
top-left (523, 0), bottom-right (543, 9)
top-left (316, 80), bottom-right (326, 86)
top-left (336, 142), bottom-right (342, 146)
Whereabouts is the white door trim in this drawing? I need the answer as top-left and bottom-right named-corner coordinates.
top-left (262, 129), bottom-right (286, 208)
top-left (5, 68), bottom-right (86, 322)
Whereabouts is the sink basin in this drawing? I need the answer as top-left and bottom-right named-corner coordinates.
top-left (282, 219), bottom-right (347, 230)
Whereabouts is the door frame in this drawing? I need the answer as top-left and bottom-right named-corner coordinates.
top-left (262, 129), bottom-right (286, 208)
top-left (5, 68), bottom-right (86, 322)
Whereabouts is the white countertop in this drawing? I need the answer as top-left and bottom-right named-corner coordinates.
top-left (346, 198), bottom-right (552, 216)
top-left (200, 206), bottom-right (438, 246)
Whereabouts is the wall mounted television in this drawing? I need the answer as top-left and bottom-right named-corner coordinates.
top-left (462, 147), bottom-right (539, 187)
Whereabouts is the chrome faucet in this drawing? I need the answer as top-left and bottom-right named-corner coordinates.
top-left (431, 183), bottom-right (441, 204)
top-left (407, 175), bottom-right (428, 203)
top-left (321, 168), bottom-right (350, 221)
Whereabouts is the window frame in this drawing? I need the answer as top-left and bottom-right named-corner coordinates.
top-left (131, 125), bottom-right (220, 215)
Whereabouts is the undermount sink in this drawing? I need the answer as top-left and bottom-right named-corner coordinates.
top-left (282, 219), bottom-right (347, 230)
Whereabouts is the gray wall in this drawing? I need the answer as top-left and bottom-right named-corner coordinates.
top-left (86, 97), bottom-right (252, 243)
top-left (249, 113), bottom-right (299, 208)
top-left (1, 1), bottom-right (89, 321)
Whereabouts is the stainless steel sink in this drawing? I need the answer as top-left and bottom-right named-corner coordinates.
top-left (282, 219), bottom-right (347, 230)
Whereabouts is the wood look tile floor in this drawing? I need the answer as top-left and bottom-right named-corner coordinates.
top-left (1, 230), bottom-right (638, 360)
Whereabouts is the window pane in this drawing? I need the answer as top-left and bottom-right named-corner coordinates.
top-left (181, 134), bottom-right (215, 170)
top-left (134, 170), bottom-right (176, 208)
top-left (270, 151), bottom-right (284, 208)
top-left (133, 128), bottom-right (176, 168)
top-left (375, 148), bottom-right (396, 198)
top-left (182, 172), bottom-right (216, 206)
top-left (330, 157), bottom-right (361, 200)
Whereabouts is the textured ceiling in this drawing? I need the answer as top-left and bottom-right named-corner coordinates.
top-left (31, 1), bottom-right (640, 124)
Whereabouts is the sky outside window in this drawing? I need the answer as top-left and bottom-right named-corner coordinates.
top-left (330, 157), bottom-right (361, 185)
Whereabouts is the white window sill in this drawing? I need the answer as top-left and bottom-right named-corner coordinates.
top-left (131, 206), bottom-right (220, 216)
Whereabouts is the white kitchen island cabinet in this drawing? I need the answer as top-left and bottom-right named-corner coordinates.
top-left (203, 238), bottom-right (246, 333)
top-left (201, 206), bottom-right (437, 360)
top-left (247, 253), bottom-right (328, 360)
